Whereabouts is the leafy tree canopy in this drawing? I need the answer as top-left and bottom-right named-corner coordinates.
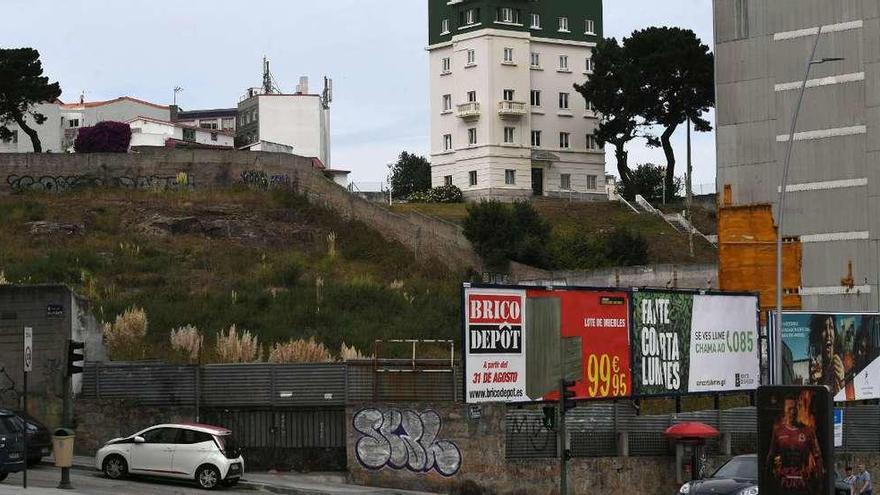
top-left (390, 151), bottom-right (432, 200)
top-left (0, 48), bottom-right (62, 152)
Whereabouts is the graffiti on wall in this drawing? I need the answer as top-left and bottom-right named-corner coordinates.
top-left (353, 408), bottom-right (462, 476)
top-left (240, 170), bottom-right (291, 190)
top-left (6, 174), bottom-right (195, 193)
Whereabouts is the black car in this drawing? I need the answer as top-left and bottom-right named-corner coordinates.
top-left (678, 454), bottom-right (758, 495)
top-left (14, 412), bottom-right (51, 466)
top-left (0, 409), bottom-right (25, 482)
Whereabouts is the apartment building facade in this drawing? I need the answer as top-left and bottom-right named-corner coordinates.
top-left (714, 0), bottom-right (880, 311)
top-left (428, 0), bottom-right (605, 200)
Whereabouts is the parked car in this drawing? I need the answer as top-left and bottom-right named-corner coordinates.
top-left (95, 423), bottom-right (243, 490)
top-left (0, 409), bottom-right (25, 483)
top-left (13, 411), bottom-right (51, 466)
top-left (678, 454), bottom-right (758, 495)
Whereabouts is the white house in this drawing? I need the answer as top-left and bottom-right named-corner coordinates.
top-left (127, 117), bottom-right (235, 149)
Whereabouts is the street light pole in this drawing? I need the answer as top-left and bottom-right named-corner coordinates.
top-left (774, 24), bottom-right (843, 382)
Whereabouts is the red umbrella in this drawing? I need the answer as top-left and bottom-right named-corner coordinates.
top-left (664, 422), bottom-right (720, 440)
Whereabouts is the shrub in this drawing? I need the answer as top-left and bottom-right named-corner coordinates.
top-left (268, 337), bottom-right (333, 363)
top-left (103, 307), bottom-right (148, 360)
top-left (463, 200), bottom-right (551, 269)
top-left (74, 121), bottom-right (132, 153)
top-left (215, 325), bottom-right (262, 363)
top-left (605, 228), bottom-right (649, 266)
top-left (169, 324), bottom-right (203, 362)
top-left (408, 185), bottom-right (463, 204)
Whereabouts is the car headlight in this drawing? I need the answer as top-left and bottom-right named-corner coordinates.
top-left (679, 482), bottom-right (691, 494)
top-left (738, 487), bottom-right (759, 495)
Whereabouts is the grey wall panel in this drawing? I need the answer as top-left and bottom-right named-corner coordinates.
top-left (783, 187), bottom-right (869, 235)
top-left (775, 83), bottom-right (866, 136)
top-left (716, 37), bottom-right (772, 85)
top-left (717, 79), bottom-right (775, 126)
top-left (775, 134), bottom-right (867, 187)
top-left (717, 121), bottom-right (777, 168)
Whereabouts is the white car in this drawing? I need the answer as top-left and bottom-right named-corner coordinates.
top-left (95, 423), bottom-right (244, 490)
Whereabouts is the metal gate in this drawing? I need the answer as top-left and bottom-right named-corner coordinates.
top-left (202, 407), bottom-right (347, 471)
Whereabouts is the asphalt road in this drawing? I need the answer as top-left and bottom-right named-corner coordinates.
top-left (0, 464), bottom-right (259, 494)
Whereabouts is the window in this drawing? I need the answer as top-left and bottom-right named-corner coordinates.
top-left (444, 134), bottom-right (453, 151)
top-left (503, 89), bottom-right (515, 101)
top-left (69, 119), bottom-right (80, 128)
top-left (441, 19), bottom-right (450, 34)
top-left (504, 127), bottom-right (515, 143)
top-left (443, 94), bottom-right (452, 112)
top-left (530, 13), bottom-right (541, 29)
top-left (467, 49), bottom-right (476, 65)
top-left (735, 0), bottom-right (749, 39)
top-left (496, 7), bottom-right (518, 24)
top-left (467, 91), bottom-right (477, 103)
top-left (585, 57), bottom-right (594, 73)
top-left (559, 55), bottom-right (569, 70)
top-left (142, 428), bottom-right (179, 444)
top-left (221, 118), bottom-right (235, 130)
top-left (559, 17), bottom-right (569, 32)
top-left (587, 134), bottom-right (598, 150)
top-left (463, 8), bottom-right (479, 26)
top-left (559, 132), bottom-right (570, 149)
top-left (559, 92), bottom-right (570, 109)
top-left (503, 47), bottom-right (514, 63)
top-left (211, 132), bottom-right (218, 142)
top-left (505, 169), bottom-right (516, 185)
top-left (469, 170), bottom-right (478, 186)
top-left (561, 174), bottom-right (571, 190)
top-left (530, 90), bottom-right (541, 107)
top-left (468, 128), bottom-right (477, 145)
top-left (182, 128), bottom-right (196, 142)
top-left (178, 429), bottom-right (214, 445)
top-left (587, 175), bottom-right (598, 190)
top-left (530, 52), bottom-right (540, 67)
top-left (531, 130), bottom-right (542, 147)
top-left (444, 175), bottom-right (453, 186)
top-left (586, 100), bottom-right (595, 113)
top-left (585, 19), bottom-right (596, 35)
top-left (442, 57), bottom-right (451, 73)
top-left (200, 120), bottom-right (218, 129)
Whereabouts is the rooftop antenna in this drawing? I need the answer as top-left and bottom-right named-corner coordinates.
top-left (173, 86), bottom-right (183, 106)
top-left (262, 57), bottom-right (274, 95)
top-left (322, 76), bottom-right (333, 109)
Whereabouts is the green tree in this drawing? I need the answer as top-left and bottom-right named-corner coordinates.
top-left (625, 28), bottom-right (715, 202)
top-left (0, 48), bottom-right (62, 152)
top-left (575, 38), bottom-right (649, 194)
top-left (605, 228), bottom-right (649, 266)
top-left (618, 163), bottom-right (683, 203)
top-left (390, 151), bottom-right (432, 200)
top-left (463, 201), bottom-right (551, 270)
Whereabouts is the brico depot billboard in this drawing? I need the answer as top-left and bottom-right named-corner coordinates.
top-left (463, 284), bottom-right (760, 404)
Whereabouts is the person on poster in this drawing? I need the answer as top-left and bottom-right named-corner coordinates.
top-left (766, 395), bottom-right (824, 493)
top-left (856, 463), bottom-right (873, 495)
top-left (809, 315), bottom-right (845, 396)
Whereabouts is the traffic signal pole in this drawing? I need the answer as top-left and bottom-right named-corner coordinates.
top-left (59, 340), bottom-right (83, 490)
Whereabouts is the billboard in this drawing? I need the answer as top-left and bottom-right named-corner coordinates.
top-left (630, 290), bottom-right (760, 396)
top-left (758, 386), bottom-right (834, 495)
top-left (776, 312), bottom-right (880, 401)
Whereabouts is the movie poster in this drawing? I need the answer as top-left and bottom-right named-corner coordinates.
top-left (758, 386), bottom-right (834, 495)
top-left (779, 312), bottom-right (880, 401)
top-left (631, 290), bottom-right (760, 396)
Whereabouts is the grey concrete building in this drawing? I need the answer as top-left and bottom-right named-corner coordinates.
top-left (714, 0), bottom-right (880, 311)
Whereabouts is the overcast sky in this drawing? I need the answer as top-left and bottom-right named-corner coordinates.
top-left (1, 0), bottom-right (715, 187)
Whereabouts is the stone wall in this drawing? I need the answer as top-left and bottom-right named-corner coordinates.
top-left (0, 150), bottom-right (481, 271)
top-left (73, 399), bottom-right (196, 455)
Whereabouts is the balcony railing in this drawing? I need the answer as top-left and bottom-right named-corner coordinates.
top-left (456, 102), bottom-right (481, 120)
top-left (498, 101), bottom-right (527, 118)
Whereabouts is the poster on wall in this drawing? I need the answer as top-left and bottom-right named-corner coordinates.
top-left (776, 312), bottom-right (880, 401)
top-left (630, 290), bottom-right (760, 396)
top-left (757, 385), bottom-right (833, 495)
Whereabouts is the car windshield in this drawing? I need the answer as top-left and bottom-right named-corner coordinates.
top-left (0, 416), bottom-right (23, 434)
top-left (712, 457), bottom-right (757, 480)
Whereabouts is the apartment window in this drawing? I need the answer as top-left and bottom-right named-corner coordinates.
top-left (585, 57), bottom-right (594, 73)
top-left (221, 118), bottom-right (235, 130)
top-left (444, 175), bottom-right (453, 186)
top-left (530, 52), bottom-right (540, 67)
top-left (559, 132), bottom-right (570, 149)
top-left (503, 47), bottom-right (514, 63)
top-left (462, 8), bottom-right (479, 26)
top-left (467, 91), bottom-right (477, 103)
top-left (585, 19), bottom-right (596, 35)
top-left (587, 134), bottom-right (598, 150)
top-left (441, 19), bottom-right (450, 34)
top-left (468, 128), bottom-right (478, 145)
top-left (69, 119), bottom-right (80, 128)
top-left (467, 49), bottom-right (476, 65)
top-left (442, 94), bottom-right (452, 112)
top-left (200, 120), bottom-right (218, 129)
top-left (734, 0), bottom-right (749, 39)
top-left (560, 174), bottom-right (571, 190)
top-left (530, 13), bottom-right (541, 29)
top-left (559, 55), bottom-right (569, 70)
top-left (469, 170), bottom-right (478, 186)
top-left (442, 57), bottom-right (451, 73)
top-left (559, 92), bottom-right (570, 109)
top-left (531, 130), bottom-right (542, 147)
top-left (183, 128), bottom-right (196, 142)
top-left (210, 132), bottom-right (218, 142)
top-left (559, 17), bottom-right (569, 32)
top-left (530, 90), bottom-right (541, 107)
top-left (504, 127), bottom-right (515, 143)
top-left (586, 100), bottom-right (594, 112)
top-left (443, 134), bottom-right (453, 151)
top-left (496, 7), bottom-right (518, 24)
top-left (587, 175), bottom-right (598, 190)
top-left (505, 169), bottom-right (516, 185)
top-left (503, 89), bottom-right (515, 101)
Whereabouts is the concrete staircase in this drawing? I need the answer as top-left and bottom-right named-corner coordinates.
top-left (634, 195), bottom-right (717, 247)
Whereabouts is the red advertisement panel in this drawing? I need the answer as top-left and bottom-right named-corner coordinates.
top-left (530, 289), bottom-right (631, 399)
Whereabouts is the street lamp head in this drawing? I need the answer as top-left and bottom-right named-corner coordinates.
top-left (810, 57), bottom-right (845, 64)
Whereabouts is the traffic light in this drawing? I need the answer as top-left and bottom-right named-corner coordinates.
top-left (66, 340), bottom-right (84, 377)
top-left (561, 379), bottom-right (577, 414)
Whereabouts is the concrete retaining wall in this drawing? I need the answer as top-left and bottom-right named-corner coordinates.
top-left (510, 262), bottom-right (719, 290)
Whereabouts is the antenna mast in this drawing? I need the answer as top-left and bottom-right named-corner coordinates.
top-left (262, 57), bottom-right (274, 94)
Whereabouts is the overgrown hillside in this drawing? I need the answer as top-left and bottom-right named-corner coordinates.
top-left (0, 189), bottom-right (463, 361)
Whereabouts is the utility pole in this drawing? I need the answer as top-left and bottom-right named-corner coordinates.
top-left (687, 118), bottom-right (694, 257)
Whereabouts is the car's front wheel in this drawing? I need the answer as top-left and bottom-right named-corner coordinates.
top-left (102, 455), bottom-right (128, 480)
top-left (196, 465), bottom-right (221, 490)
